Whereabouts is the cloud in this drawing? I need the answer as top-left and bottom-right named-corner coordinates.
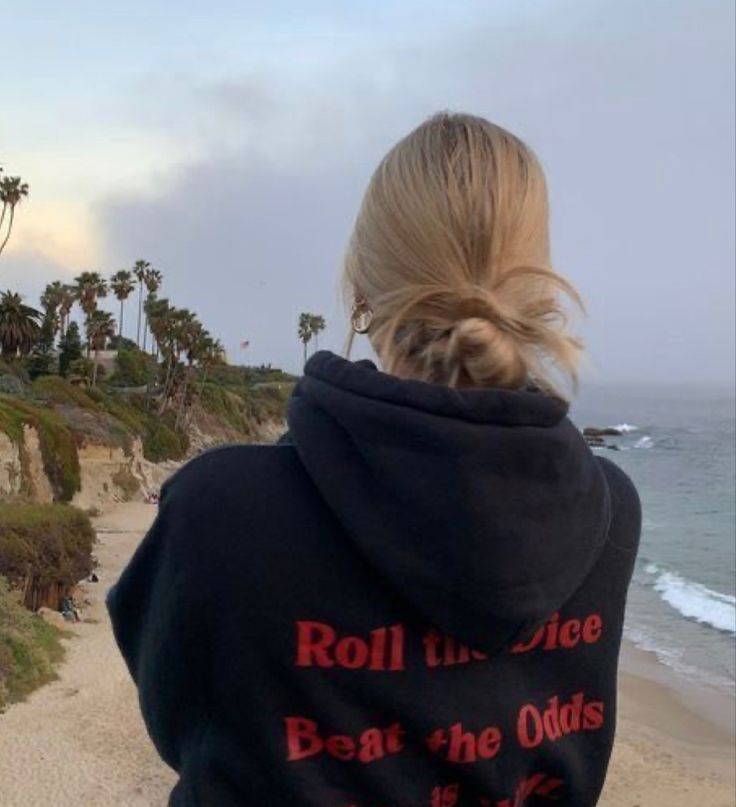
top-left (92, 0), bottom-right (735, 383)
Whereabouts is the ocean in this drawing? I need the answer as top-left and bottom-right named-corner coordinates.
top-left (569, 383), bottom-right (736, 696)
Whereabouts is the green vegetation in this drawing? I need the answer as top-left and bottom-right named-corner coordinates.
top-left (27, 375), bottom-right (188, 462)
top-left (200, 380), bottom-right (294, 437)
top-left (0, 576), bottom-right (65, 711)
top-left (108, 348), bottom-right (155, 387)
top-left (0, 503), bottom-right (95, 593)
top-left (111, 466), bottom-right (140, 501)
top-left (0, 396), bottom-right (80, 501)
top-left (298, 312), bottom-right (327, 364)
top-left (0, 170), bottom-right (301, 709)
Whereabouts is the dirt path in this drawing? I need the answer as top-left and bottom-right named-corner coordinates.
top-left (0, 503), bottom-right (175, 807)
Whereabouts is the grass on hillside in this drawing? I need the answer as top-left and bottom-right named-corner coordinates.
top-left (0, 575), bottom-right (66, 711)
top-left (0, 396), bottom-right (81, 502)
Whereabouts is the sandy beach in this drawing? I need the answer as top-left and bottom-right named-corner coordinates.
top-left (0, 503), bottom-right (733, 806)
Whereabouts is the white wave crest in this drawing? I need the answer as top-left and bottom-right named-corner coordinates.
top-left (634, 435), bottom-right (653, 449)
top-left (653, 571), bottom-right (736, 634)
top-left (610, 422), bottom-right (639, 433)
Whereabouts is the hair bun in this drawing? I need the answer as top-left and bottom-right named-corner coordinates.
top-left (443, 314), bottom-right (527, 388)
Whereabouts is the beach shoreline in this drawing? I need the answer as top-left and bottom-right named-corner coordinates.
top-left (0, 501), bottom-right (733, 806)
top-left (606, 641), bottom-right (735, 804)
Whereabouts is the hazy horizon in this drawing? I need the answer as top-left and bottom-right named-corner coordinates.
top-left (3, 0), bottom-right (734, 386)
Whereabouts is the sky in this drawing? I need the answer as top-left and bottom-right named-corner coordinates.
top-left (2, 0), bottom-right (734, 386)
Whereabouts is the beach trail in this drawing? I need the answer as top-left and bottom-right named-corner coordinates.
top-left (0, 502), bottom-right (733, 806)
top-left (0, 503), bottom-right (175, 807)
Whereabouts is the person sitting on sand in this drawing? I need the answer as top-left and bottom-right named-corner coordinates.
top-left (107, 112), bottom-right (641, 807)
top-left (60, 595), bottom-right (81, 623)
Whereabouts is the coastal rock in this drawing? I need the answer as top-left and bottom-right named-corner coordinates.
top-left (23, 425), bottom-right (55, 503)
top-left (0, 432), bottom-right (23, 499)
top-left (583, 426), bottom-right (623, 437)
top-left (72, 437), bottom-right (176, 510)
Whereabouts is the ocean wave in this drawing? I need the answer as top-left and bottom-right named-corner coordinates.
top-left (651, 571), bottom-right (736, 634)
top-left (634, 435), bottom-right (653, 449)
top-left (623, 625), bottom-right (735, 691)
top-left (610, 423), bottom-right (639, 433)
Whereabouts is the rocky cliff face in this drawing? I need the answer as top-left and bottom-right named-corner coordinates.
top-left (0, 432), bottom-right (22, 497)
top-left (0, 417), bottom-right (287, 507)
top-left (0, 426), bottom-right (55, 502)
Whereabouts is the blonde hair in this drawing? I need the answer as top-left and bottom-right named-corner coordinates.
top-left (342, 111), bottom-right (586, 401)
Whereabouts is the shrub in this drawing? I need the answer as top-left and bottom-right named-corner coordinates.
top-left (108, 348), bottom-right (154, 387)
top-left (0, 575), bottom-right (65, 710)
top-left (111, 467), bottom-right (140, 501)
top-left (200, 384), bottom-right (249, 432)
top-left (144, 418), bottom-right (188, 462)
top-left (0, 503), bottom-right (96, 593)
top-left (30, 376), bottom-right (96, 409)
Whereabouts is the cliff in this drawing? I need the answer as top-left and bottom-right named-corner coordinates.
top-left (0, 375), bottom-right (291, 509)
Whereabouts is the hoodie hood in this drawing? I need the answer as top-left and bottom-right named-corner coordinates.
top-left (285, 350), bottom-right (612, 655)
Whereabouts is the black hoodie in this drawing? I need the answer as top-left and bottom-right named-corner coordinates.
top-left (107, 350), bottom-right (641, 807)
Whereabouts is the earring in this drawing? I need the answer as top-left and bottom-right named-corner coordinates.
top-left (351, 295), bottom-right (374, 334)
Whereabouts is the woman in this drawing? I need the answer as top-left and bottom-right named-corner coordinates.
top-left (107, 112), bottom-right (641, 806)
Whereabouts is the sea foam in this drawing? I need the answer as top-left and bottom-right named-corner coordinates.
top-left (610, 423), bottom-right (639, 433)
top-left (652, 571), bottom-right (736, 635)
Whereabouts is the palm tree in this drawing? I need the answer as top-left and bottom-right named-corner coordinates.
top-left (298, 312), bottom-right (313, 365)
top-left (197, 335), bottom-right (223, 394)
top-left (58, 284), bottom-right (76, 339)
top-left (86, 309), bottom-right (116, 386)
top-left (110, 269), bottom-right (135, 341)
top-left (0, 291), bottom-right (41, 357)
top-left (298, 312), bottom-right (327, 363)
top-left (40, 280), bottom-right (66, 340)
top-left (310, 314), bottom-right (326, 352)
top-left (175, 318), bottom-right (207, 427)
top-left (133, 260), bottom-right (150, 347)
top-left (0, 174), bottom-right (30, 257)
top-left (142, 267), bottom-right (162, 352)
top-left (74, 271), bottom-right (108, 357)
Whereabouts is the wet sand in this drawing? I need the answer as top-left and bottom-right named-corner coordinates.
top-left (0, 502), bottom-right (733, 806)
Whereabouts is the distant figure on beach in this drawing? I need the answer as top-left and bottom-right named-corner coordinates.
top-left (107, 112), bottom-right (641, 806)
top-left (60, 595), bottom-right (81, 622)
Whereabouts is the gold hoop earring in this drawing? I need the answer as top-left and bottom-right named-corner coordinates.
top-left (351, 296), bottom-right (373, 334)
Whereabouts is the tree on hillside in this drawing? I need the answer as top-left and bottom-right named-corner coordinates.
top-left (58, 321), bottom-right (82, 377)
top-left (310, 314), bottom-right (326, 351)
top-left (86, 309), bottom-right (116, 386)
top-left (40, 280), bottom-right (66, 340)
top-left (158, 307), bottom-right (196, 413)
top-left (142, 267), bottom-right (162, 352)
top-left (58, 284), bottom-right (76, 339)
top-left (298, 312), bottom-right (327, 364)
top-left (132, 259), bottom-right (151, 348)
top-left (74, 271), bottom-right (108, 357)
top-left (110, 269), bottom-right (135, 341)
top-left (298, 313), bottom-right (312, 365)
top-left (0, 171), bottom-right (30, 257)
top-left (28, 310), bottom-right (56, 378)
top-left (0, 291), bottom-right (41, 357)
